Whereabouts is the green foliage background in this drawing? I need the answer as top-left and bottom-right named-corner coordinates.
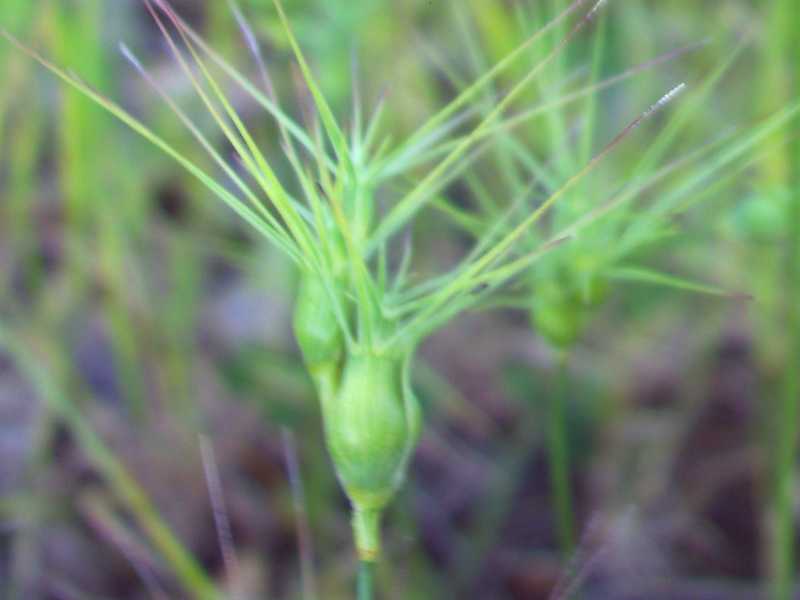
top-left (0, 1), bottom-right (798, 599)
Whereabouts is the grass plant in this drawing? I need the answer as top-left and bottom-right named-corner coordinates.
top-left (2, 0), bottom-right (701, 595)
top-left (429, 1), bottom-right (800, 565)
top-left (4, 1), bottom-right (800, 598)
top-left (46, 1), bottom-right (155, 421)
top-left (758, 2), bottom-right (800, 598)
top-left (0, 2), bottom-right (43, 307)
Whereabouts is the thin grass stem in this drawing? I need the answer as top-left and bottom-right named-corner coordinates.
top-left (357, 561), bottom-right (376, 600)
top-left (548, 351), bottom-right (576, 558)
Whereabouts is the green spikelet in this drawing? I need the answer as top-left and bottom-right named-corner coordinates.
top-left (323, 352), bottom-right (421, 560)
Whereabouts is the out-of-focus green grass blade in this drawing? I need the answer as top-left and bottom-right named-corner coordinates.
top-left (0, 30), bottom-right (301, 265)
top-left (606, 266), bottom-right (744, 298)
top-left (762, 2), bottom-right (800, 599)
top-left (404, 41), bottom-right (704, 173)
top-left (632, 100), bottom-right (800, 232)
top-left (0, 326), bottom-right (219, 600)
top-left (370, 0), bottom-right (608, 252)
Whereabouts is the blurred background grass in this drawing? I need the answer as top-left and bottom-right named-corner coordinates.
top-left (0, 1), bottom-right (798, 598)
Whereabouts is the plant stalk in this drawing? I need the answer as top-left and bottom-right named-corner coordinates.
top-left (547, 350), bottom-right (575, 556)
top-left (773, 81), bottom-right (800, 600)
top-left (353, 506), bottom-right (383, 563)
top-left (357, 560), bottom-right (376, 600)
top-left (768, 2), bottom-right (800, 598)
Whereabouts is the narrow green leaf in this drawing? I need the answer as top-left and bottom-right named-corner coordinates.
top-left (147, 0), bottom-right (319, 267)
top-left (607, 266), bottom-right (749, 298)
top-left (385, 0), bottom-right (594, 169)
top-left (272, 0), bottom-right (354, 177)
top-left (1, 30), bottom-right (303, 267)
top-left (371, 0), bottom-right (609, 250)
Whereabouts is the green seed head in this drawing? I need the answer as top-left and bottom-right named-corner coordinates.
top-left (293, 272), bottom-right (344, 375)
top-left (322, 352), bottom-right (420, 559)
top-left (531, 264), bottom-right (608, 349)
top-left (730, 191), bottom-right (788, 242)
top-left (531, 281), bottom-right (588, 350)
top-left (581, 273), bottom-right (609, 307)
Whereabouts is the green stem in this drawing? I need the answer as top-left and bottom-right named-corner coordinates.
top-left (770, 2), bottom-right (800, 598)
top-left (357, 560), bottom-right (376, 600)
top-left (772, 173), bottom-right (799, 600)
top-left (353, 506), bottom-right (383, 562)
top-left (774, 95), bottom-right (800, 600)
top-left (547, 350), bottom-right (575, 557)
top-left (774, 372), bottom-right (799, 600)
